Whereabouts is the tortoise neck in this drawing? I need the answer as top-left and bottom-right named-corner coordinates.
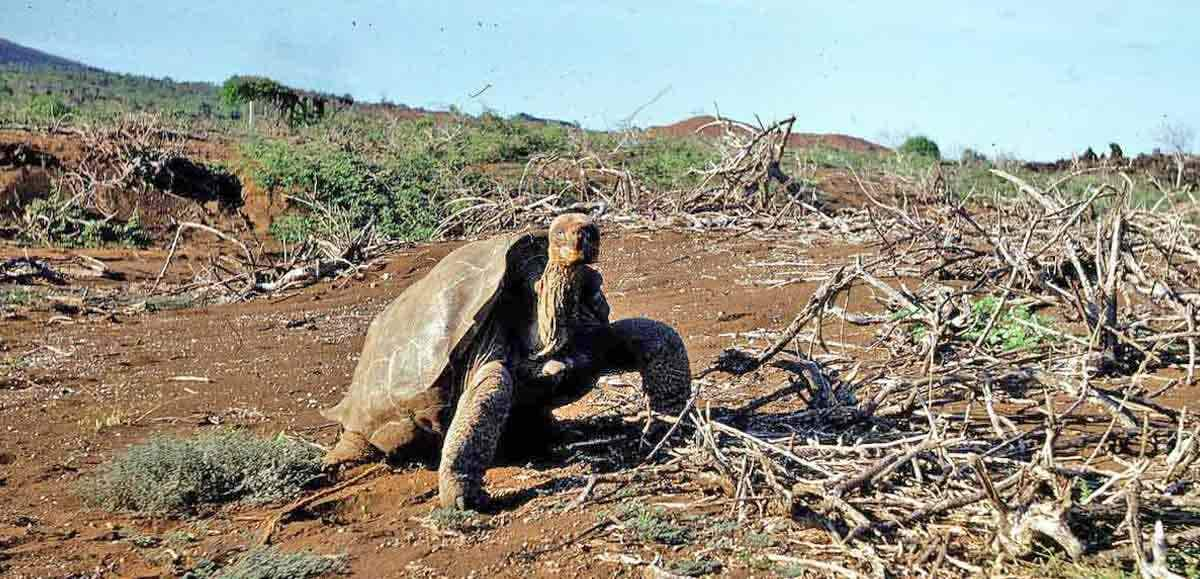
top-left (537, 263), bottom-right (581, 350)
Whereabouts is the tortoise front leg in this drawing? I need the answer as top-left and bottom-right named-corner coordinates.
top-left (438, 360), bottom-right (513, 509)
top-left (599, 318), bottom-right (691, 416)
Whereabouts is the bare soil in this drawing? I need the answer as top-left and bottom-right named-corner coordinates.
top-left (0, 226), bottom-right (886, 578)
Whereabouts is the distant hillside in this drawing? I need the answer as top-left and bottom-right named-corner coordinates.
top-left (650, 115), bottom-right (889, 153)
top-left (0, 38), bottom-right (224, 118)
top-left (512, 112), bottom-right (579, 129)
top-left (0, 38), bottom-right (91, 70)
top-left (0, 39), bottom-right (883, 152)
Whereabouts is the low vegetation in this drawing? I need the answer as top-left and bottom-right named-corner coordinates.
top-left (613, 502), bottom-right (691, 545)
top-left (184, 547), bottom-right (346, 579)
top-left (963, 296), bottom-right (1058, 351)
top-left (628, 136), bottom-right (718, 190)
top-left (241, 136), bottom-right (455, 243)
top-left (456, 111), bottom-right (571, 164)
top-left (426, 506), bottom-right (490, 533)
top-left (668, 558), bottom-right (723, 577)
top-left (81, 430), bottom-right (322, 515)
top-left (20, 193), bottom-right (148, 248)
top-left (0, 64), bottom-right (225, 125)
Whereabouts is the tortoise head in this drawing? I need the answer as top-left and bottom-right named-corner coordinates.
top-left (548, 213), bottom-right (599, 266)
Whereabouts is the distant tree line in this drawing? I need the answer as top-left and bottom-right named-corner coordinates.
top-left (220, 75), bottom-right (352, 129)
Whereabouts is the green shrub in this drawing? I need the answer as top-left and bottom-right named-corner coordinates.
top-left (26, 94), bottom-right (72, 123)
top-left (240, 139), bottom-right (445, 242)
top-left (1, 288), bottom-right (35, 306)
top-left (267, 212), bottom-right (317, 244)
top-left (81, 430), bottom-right (322, 515)
top-left (456, 113), bottom-right (570, 164)
top-left (899, 135), bottom-right (941, 159)
top-left (629, 137), bottom-right (718, 190)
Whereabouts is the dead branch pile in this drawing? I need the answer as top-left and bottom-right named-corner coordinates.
top-left (684, 116), bottom-right (801, 212)
top-left (52, 113), bottom-right (190, 219)
top-left (150, 211), bottom-right (390, 302)
top-left (557, 170), bottom-right (1200, 576)
top-left (438, 116), bottom-right (833, 237)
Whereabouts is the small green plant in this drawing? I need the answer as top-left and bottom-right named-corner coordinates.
top-left (127, 535), bottom-right (161, 548)
top-left (427, 506), bottom-right (489, 533)
top-left (746, 532), bottom-right (774, 548)
top-left (777, 564), bottom-right (807, 578)
top-left (899, 135), bottom-right (941, 159)
top-left (0, 288), bottom-right (35, 307)
top-left (1074, 477), bottom-right (1100, 503)
top-left (81, 430), bottom-right (322, 515)
top-left (616, 502), bottom-right (691, 545)
top-left (165, 523), bottom-right (207, 547)
top-left (0, 355), bottom-right (30, 373)
top-left (670, 558), bottom-right (723, 577)
top-left (888, 305), bottom-right (922, 323)
top-left (735, 551), bottom-right (777, 573)
top-left (963, 296), bottom-right (1057, 351)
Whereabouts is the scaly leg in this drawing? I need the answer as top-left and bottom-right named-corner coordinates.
top-left (600, 318), bottom-right (691, 415)
top-left (438, 360), bottom-right (513, 509)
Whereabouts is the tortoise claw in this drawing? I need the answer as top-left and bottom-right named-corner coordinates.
top-left (322, 430), bottom-right (376, 476)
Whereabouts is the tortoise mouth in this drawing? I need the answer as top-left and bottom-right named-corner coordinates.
top-left (556, 242), bottom-right (598, 265)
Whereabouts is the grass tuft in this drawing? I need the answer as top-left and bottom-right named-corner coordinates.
top-left (183, 547), bottom-right (346, 579)
top-left (669, 558), bottom-right (722, 577)
top-left (616, 502), bottom-right (691, 545)
top-left (427, 506), bottom-right (490, 533)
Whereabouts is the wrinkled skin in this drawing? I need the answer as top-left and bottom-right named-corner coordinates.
top-left (322, 214), bottom-right (690, 509)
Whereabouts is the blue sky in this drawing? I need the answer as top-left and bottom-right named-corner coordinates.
top-left (4, 0), bottom-right (1197, 160)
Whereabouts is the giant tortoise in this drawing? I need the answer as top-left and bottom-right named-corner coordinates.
top-left (321, 214), bottom-right (690, 508)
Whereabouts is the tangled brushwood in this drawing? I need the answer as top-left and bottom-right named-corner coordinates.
top-left (547, 153), bottom-right (1200, 577)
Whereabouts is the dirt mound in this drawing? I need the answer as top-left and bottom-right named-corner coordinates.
top-left (649, 115), bottom-right (889, 153)
top-left (0, 128), bottom-right (245, 238)
top-left (0, 142), bottom-right (59, 213)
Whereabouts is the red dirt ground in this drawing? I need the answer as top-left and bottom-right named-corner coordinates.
top-left (0, 225), bottom-right (888, 577)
